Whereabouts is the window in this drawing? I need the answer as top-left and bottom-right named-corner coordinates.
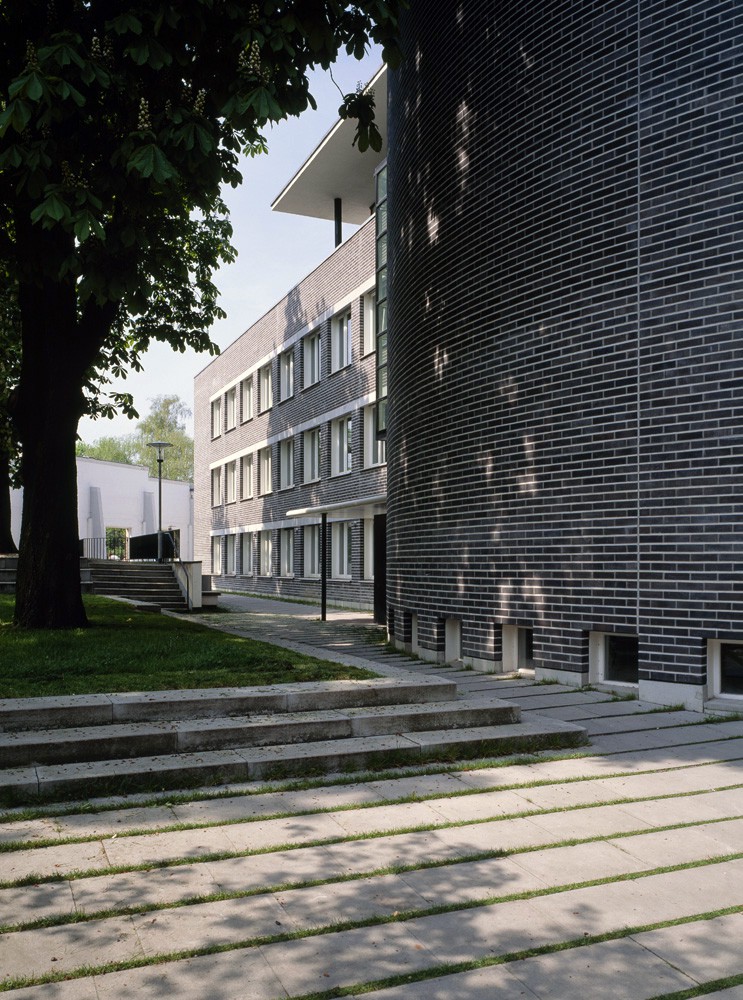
top-left (279, 349), bottom-right (294, 400)
top-left (709, 641), bottom-right (743, 697)
top-left (225, 460), bottom-right (237, 503)
top-left (280, 528), bottom-right (294, 577)
top-left (304, 428), bottom-right (321, 483)
top-left (225, 387), bottom-right (237, 430)
top-left (211, 397), bottom-right (222, 438)
top-left (363, 291), bottom-right (376, 355)
top-left (331, 311), bottom-right (352, 372)
top-left (332, 521), bottom-right (352, 578)
top-left (241, 532), bottom-right (253, 575)
top-left (304, 332), bottom-right (321, 387)
top-left (364, 404), bottom-right (386, 467)
top-left (304, 524), bottom-right (321, 578)
top-left (375, 163), bottom-right (388, 436)
top-left (363, 518), bottom-right (374, 579)
top-left (241, 378), bottom-right (253, 422)
top-left (502, 625), bottom-right (534, 671)
top-left (258, 530), bottom-right (272, 576)
top-left (259, 446), bottom-right (272, 495)
top-left (225, 534), bottom-right (236, 575)
top-left (279, 438), bottom-right (294, 490)
top-left (331, 415), bottom-right (352, 476)
top-left (211, 466), bottom-right (222, 506)
top-left (259, 363), bottom-right (272, 412)
top-left (240, 453), bottom-right (253, 499)
top-left (590, 632), bottom-right (639, 685)
top-left (211, 535), bottom-right (222, 575)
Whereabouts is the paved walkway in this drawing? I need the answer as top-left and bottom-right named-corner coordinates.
top-left (1, 595), bottom-right (743, 998)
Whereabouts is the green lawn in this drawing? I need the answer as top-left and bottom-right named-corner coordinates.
top-left (0, 596), bottom-right (376, 698)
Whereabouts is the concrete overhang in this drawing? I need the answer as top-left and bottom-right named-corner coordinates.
top-left (272, 65), bottom-right (387, 225)
top-left (286, 493), bottom-right (387, 521)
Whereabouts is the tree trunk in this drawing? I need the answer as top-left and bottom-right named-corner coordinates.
top-left (0, 450), bottom-right (18, 554)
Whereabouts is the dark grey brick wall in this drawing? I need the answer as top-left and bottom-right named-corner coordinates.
top-left (386, 0), bottom-right (743, 685)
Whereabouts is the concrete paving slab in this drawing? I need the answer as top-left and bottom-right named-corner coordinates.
top-left (330, 800), bottom-right (450, 836)
top-left (274, 873), bottom-right (428, 929)
top-left (0, 817), bottom-right (60, 846)
top-left (590, 723), bottom-right (739, 755)
top-left (323, 829), bottom-right (464, 875)
top-left (506, 691), bottom-right (610, 709)
top-left (400, 856), bottom-right (545, 903)
top-left (512, 780), bottom-right (617, 810)
top-left (260, 921), bottom-right (437, 995)
top-left (619, 787), bottom-right (743, 827)
top-left (512, 839), bottom-right (649, 885)
top-left (221, 812), bottom-right (350, 852)
top-left (421, 789), bottom-right (537, 822)
top-left (364, 773), bottom-right (474, 800)
top-left (453, 764), bottom-right (541, 789)
top-left (102, 824), bottom-right (238, 868)
top-left (0, 882), bottom-right (75, 928)
top-left (170, 783), bottom-right (382, 825)
top-left (521, 802), bottom-right (656, 842)
top-left (0, 913), bottom-right (143, 981)
top-left (0, 840), bottom-right (110, 883)
top-left (507, 935), bottom-right (696, 999)
top-left (52, 804), bottom-right (179, 838)
top-left (207, 845), bottom-right (345, 892)
top-left (581, 710), bottom-right (704, 735)
top-left (93, 946), bottom-right (287, 999)
top-left (606, 825), bottom-right (739, 867)
top-left (0, 767), bottom-right (39, 800)
top-left (4, 980), bottom-right (99, 999)
top-left (699, 817), bottom-right (743, 852)
top-left (70, 861), bottom-right (218, 915)
top-left (366, 964), bottom-right (540, 999)
top-left (635, 913), bottom-right (743, 980)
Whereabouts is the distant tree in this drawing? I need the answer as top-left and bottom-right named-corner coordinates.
top-left (76, 435), bottom-right (136, 466)
top-left (0, 260), bottom-right (19, 554)
top-left (1, 1), bottom-right (403, 626)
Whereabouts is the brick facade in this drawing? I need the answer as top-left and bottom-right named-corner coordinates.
top-left (385, 0), bottom-right (743, 705)
top-left (194, 219), bottom-right (386, 608)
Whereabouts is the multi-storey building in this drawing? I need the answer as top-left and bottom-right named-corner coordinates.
top-left (194, 69), bottom-right (388, 618)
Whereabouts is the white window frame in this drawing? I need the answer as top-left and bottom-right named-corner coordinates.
top-left (304, 524), bottom-right (321, 578)
top-left (303, 428), bottom-right (321, 483)
top-left (241, 378), bottom-right (253, 422)
top-left (225, 533), bottom-right (237, 576)
top-left (240, 453), bottom-right (253, 500)
top-left (211, 535), bottom-right (222, 575)
top-left (211, 466), bottom-right (222, 507)
top-left (259, 445), bottom-right (272, 495)
top-left (279, 438), bottom-right (294, 490)
top-left (331, 415), bottom-right (352, 476)
top-left (280, 527), bottom-right (294, 577)
top-left (259, 363), bottom-right (272, 412)
top-left (225, 386), bottom-right (237, 431)
top-left (589, 631), bottom-right (639, 687)
top-left (258, 530), bottom-right (272, 577)
top-left (225, 460), bottom-right (237, 504)
top-left (241, 531), bottom-right (253, 576)
top-left (331, 311), bottom-right (352, 372)
top-left (332, 521), bottom-right (352, 579)
top-left (303, 332), bottom-right (321, 388)
top-left (363, 518), bottom-right (374, 580)
top-left (280, 349), bottom-right (294, 400)
top-left (364, 404), bottom-right (386, 467)
top-left (363, 291), bottom-right (376, 355)
top-left (708, 640), bottom-right (743, 699)
top-left (211, 397), bottom-right (222, 438)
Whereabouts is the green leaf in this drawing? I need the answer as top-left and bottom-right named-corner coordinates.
top-left (30, 191), bottom-right (69, 225)
top-left (108, 13), bottom-right (143, 35)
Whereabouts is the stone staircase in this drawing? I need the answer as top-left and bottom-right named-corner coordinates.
top-left (88, 559), bottom-right (187, 612)
top-left (0, 678), bottom-right (585, 803)
top-left (0, 555), bottom-right (18, 594)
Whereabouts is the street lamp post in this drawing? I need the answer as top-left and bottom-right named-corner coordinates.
top-left (147, 441), bottom-right (173, 561)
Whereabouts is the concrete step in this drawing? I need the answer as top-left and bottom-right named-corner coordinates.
top-left (3, 718), bottom-right (585, 800)
top-left (0, 678), bottom-right (459, 731)
top-left (0, 697), bottom-right (522, 767)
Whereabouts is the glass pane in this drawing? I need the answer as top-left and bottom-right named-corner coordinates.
top-left (605, 636), bottom-right (638, 684)
top-left (376, 166), bottom-right (387, 202)
top-left (721, 644), bottom-right (743, 695)
top-left (377, 300), bottom-right (387, 334)
top-left (377, 266), bottom-right (387, 301)
top-left (377, 364), bottom-right (388, 397)
top-left (376, 235), bottom-right (387, 269)
top-left (377, 332), bottom-right (387, 366)
top-left (377, 397), bottom-right (387, 433)
top-left (376, 200), bottom-right (387, 234)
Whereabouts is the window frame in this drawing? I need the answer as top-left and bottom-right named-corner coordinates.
top-left (258, 530), bottom-right (272, 577)
top-left (330, 415), bottom-right (352, 477)
top-left (303, 427), bottom-right (321, 483)
top-left (331, 521), bottom-right (352, 579)
top-left (225, 460), bottom-right (237, 504)
top-left (364, 404), bottom-right (386, 467)
top-left (363, 291), bottom-right (376, 356)
top-left (241, 378), bottom-right (254, 423)
top-left (240, 453), bottom-right (253, 500)
top-left (304, 523), bottom-right (321, 579)
top-left (258, 445), bottom-right (272, 495)
top-left (258, 363), bottom-right (273, 412)
top-left (211, 535), bottom-right (222, 575)
top-left (240, 531), bottom-right (253, 576)
top-left (225, 386), bottom-right (237, 431)
top-left (279, 438), bottom-right (295, 490)
top-left (303, 332), bottom-right (321, 388)
top-left (331, 311), bottom-right (352, 373)
top-left (211, 466), bottom-right (222, 507)
top-left (225, 533), bottom-right (237, 576)
top-left (279, 527), bottom-right (294, 577)
top-left (279, 349), bottom-right (294, 401)
top-left (211, 398), bottom-right (222, 439)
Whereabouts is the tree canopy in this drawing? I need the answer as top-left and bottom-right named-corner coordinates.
top-left (0, 1), bottom-right (404, 627)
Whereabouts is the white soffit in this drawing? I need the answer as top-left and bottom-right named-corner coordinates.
top-left (272, 65), bottom-right (387, 225)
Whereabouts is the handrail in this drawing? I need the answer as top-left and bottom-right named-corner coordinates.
top-left (165, 530), bottom-right (192, 610)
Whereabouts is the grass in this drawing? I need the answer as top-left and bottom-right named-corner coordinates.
top-left (0, 595), bottom-right (376, 698)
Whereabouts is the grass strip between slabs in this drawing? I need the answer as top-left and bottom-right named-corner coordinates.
top-left (1, 898), bottom-right (741, 994)
top-left (648, 973), bottom-right (743, 1000)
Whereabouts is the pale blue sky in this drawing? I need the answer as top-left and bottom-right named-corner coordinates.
top-left (77, 48), bottom-right (382, 443)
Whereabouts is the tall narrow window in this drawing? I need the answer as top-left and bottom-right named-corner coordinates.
top-left (304, 524), bottom-right (321, 578)
top-left (363, 291), bottom-right (376, 355)
top-left (259, 363), bottom-right (272, 412)
top-left (225, 387), bottom-right (237, 430)
top-left (211, 535), bottom-right (222, 575)
top-left (375, 163), bottom-right (388, 437)
top-left (364, 404), bottom-right (386, 466)
top-left (279, 350), bottom-right (294, 400)
top-left (331, 416), bottom-right (352, 476)
top-left (258, 530), bottom-right (272, 576)
top-left (240, 453), bottom-right (253, 499)
top-left (280, 528), bottom-right (294, 577)
top-left (211, 466), bottom-right (222, 506)
top-left (332, 521), bottom-right (352, 578)
top-left (259, 446), bottom-right (272, 495)
top-left (363, 518), bottom-right (374, 579)
top-left (241, 532), bottom-right (253, 575)
top-left (304, 332), bottom-right (321, 387)
top-left (211, 398), bottom-right (222, 438)
top-left (225, 460), bottom-right (237, 503)
top-left (331, 312), bottom-right (352, 372)
top-left (304, 428), bottom-right (321, 483)
top-left (225, 534), bottom-right (236, 575)
top-left (241, 378), bottom-right (253, 422)
top-left (279, 438), bottom-right (294, 489)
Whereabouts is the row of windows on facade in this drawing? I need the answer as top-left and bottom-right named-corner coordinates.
top-left (212, 520), bottom-right (374, 581)
top-left (210, 293), bottom-right (376, 439)
top-left (211, 405), bottom-right (385, 506)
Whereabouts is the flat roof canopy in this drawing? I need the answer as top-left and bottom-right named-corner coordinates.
top-left (272, 65), bottom-right (387, 225)
top-left (286, 494), bottom-right (387, 521)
